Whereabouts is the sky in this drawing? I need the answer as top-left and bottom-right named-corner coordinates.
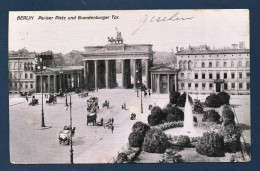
top-left (9, 10), bottom-right (249, 54)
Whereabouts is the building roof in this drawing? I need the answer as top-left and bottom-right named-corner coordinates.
top-left (35, 66), bottom-right (84, 74)
top-left (150, 64), bottom-right (179, 72)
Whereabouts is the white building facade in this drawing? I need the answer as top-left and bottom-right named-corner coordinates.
top-left (176, 43), bottom-right (250, 95)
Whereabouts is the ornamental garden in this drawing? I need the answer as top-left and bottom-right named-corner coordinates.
top-left (114, 91), bottom-right (248, 163)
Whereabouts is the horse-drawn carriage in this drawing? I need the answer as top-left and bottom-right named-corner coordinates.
top-left (87, 113), bottom-right (97, 126)
top-left (87, 97), bottom-right (99, 111)
top-left (80, 91), bottom-right (89, 98)
top-left (130, 113), bottom-right (136, 120)
top-left (122, 103), bottom-right (126, 110)
top-left (56, 92), bottom-right (65, 98)
top-left (46, 94), bottom-right (57, 104)
top-left (102, 100), bottom-right (109, 109)
top-left (104, 119), bottom-right (112, 129)
top-left (58, 125), bottom-right (76, 145)
top-left (29, 97), bottom-right (39, 106)
top-left (148, 104), bottom-right (153, 110)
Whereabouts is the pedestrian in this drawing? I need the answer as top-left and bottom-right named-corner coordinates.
top-left (148, 89), bottom-right (151, 96)
top-left (26, 95), bottom-right (28, 102)
top-left (111, 117), bottom-right (114, 125)
top-left (111, 125), bottom-right (114, 134)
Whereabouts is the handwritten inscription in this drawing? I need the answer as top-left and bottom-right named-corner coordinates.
top-left (132, 12), bottom-right (194, 35)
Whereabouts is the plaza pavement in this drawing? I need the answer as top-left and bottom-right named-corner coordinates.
top-left (9, 90), bottom-right (250, 164)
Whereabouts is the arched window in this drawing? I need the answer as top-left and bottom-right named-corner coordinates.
top-left (216, 62), bottom-right (219, 67)
top-left (30, 73), bottom-right (33, 79)
top-left (209, 62), bottom-right (212, 67)
top-left (24, 63), bottom-right (27, 70)
top-left (246, 61), bottom-right (250, 67)
top-left (224, 62), bottom-right (227, 67)
top-left (179, 61), bottom-right (183, 69)
top-left (202, 62), bottom-right (205, 68)
top-left (183, 61), bottom-right (187, 70)
top-left (25, 73), bottom-right (28, 79)
top-left (188, 61), bottom-right (192, 70)
top-left (231, 61), bottom-right (234, 67)
top-left (238, 61), bottom-right (242, 67)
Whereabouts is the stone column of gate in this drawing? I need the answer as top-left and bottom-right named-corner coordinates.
top-left (167, 74), bottom-right (170, 93)
top-left (54, 74), bottom-right (57, 93)
top-left (71, 73), bottom-right (74, 88)
top-left (133, 59), bottom-right (137, 89)
top-left (157, 74), bottom-right (160, 93)
top-left (175, 74), bottom-right (178, 91)
top-left (94, 60), bottom-right (98, 90)
top-left (48, 75), bottom-right (51, 93)
top-left (105, 60), bottom-right (109, 89)
top-left (145, 59), bottom-right (149, 89)
top-left (121, 59), bottom-right (125, 88)
top-left (84, 61), bottom-right (88, 89)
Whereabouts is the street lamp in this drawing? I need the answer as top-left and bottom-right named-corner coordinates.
top-left (37, 58), bottom-right (47, 127)
top-left (136, 69), bottom-right (139, 97)
top-left (137, 81), bottom-right (144, 114)
top-left (69, 95), bottom-right (74, 164)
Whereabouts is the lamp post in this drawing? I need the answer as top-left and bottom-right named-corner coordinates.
top-left (37, 58), bottom-right (46, 127)
top-left (69, 95), bottom-right (74, 164)
top-left (136, 69), bottom-right (139, 97)
top-left (137, 81), bottom-right (144, 114)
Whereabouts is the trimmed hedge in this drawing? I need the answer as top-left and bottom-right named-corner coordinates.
top-left (176, 135), bottom-right (191, 148)
top-left (115, 152), bottom-right (129, 163)
top-left (195, 132), bottom-right (225, 157)
top-left (159, 149), bottom-right (185, 163)
top-left (221, 105), bottom-right (235, 126)
top-left (128, 131), bottom-right (144, 148)
top-left (220, 124), bottom-right (241, 153)
top-left (142, 128), bottom-right (169, 153)
top-left (163, 105), bottom-right (184, 122)
top-left (177, 93), bottom-right (193, 107)
top-left (217, 92), bottom-right (230, 105)
top-left (169, 91), bottom-right (181, 104)
top-left (204, 93), bottom-right (222, 108)
top-left (148, 114), bottom-right (160, 126)
top-left (132, 121), bottom-right (150, 135)
top-left (166, 114), bottom-right (177, 122)
top-left (193, 99), bottom-right (204, 114)
top-left (202, 109), bottom-right (221, 123)
top-left (151, 106), bottom-right (167, 120)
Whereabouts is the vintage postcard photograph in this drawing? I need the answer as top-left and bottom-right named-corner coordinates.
top-left (9, 10), bottom-right (250, 164)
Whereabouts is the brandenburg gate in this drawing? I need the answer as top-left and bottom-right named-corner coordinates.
top-left (81, 30), bottom-right (154, 90)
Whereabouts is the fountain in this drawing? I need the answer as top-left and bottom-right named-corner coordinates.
top-left (183, 92), bottom-right (196, 133)
top-left (165, 92), bottom-right (203, 137)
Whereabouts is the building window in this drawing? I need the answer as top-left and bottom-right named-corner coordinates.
top-left (181, 73), bottom-right (184, 79)
top-left (231, 73), bottom-right (235, 79)
top-left (181, 83), bottom-right (184, 88)
top-left (217, 73), bottom-right (220, 79)
top-left (247, 83), bottom-right (250, 90)
top-left (209, 73), bottom-right (213, 79)
top-left (209, 83), bottom-right (213, 89)
top-left (216, 62), bottom-right (219, 67)
top-left (232, 83), bottom-right (235, 89)
top-left (188, 83), bottom-right (191, 89)
top-left (209, 62), bottom-right (212, 67)
top-left (31, 83), bottom-right (33, 89)
top-left (195, 73), bottom-right (198, 79)
top-left (246, 72), bottom-right (250, 79)
top-left (224, 73), bottom-right (227, 79)
top-left (20, 83), bottom-right (23, 88)
top-left (179, 61), bottom-right (183, 69)
top-left (224, 83), bottom-right (228, 90)
top-left (15, 83), bottom-right (17, 88)
top-left (195, 83), bottom-right (198, 89)
top-left (224, 62), bottom-right (227, 67)
top-left (239, 83), bottom-right (243, 89)
top-left (30, 73), bottom-right (33, 79)
top-left (231, 61), bottom-right (234, 67)
top-left (202, 83), bottom-right (205, 89)
top-left (25, 73), bottom-right (28, 79)
top-left (25, 84), bottom-right (28, 89)
top-left (202, 62), bottom-right (205, 68)
top-left (238, 61), bottom-right (242, 67)
top-left (239, 72), bottom-right (242, 79)
top-left (202, 73), bottom-right (205, 79)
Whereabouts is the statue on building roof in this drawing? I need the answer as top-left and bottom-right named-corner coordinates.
top-left (107, 28), bottom-right (124, 44)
